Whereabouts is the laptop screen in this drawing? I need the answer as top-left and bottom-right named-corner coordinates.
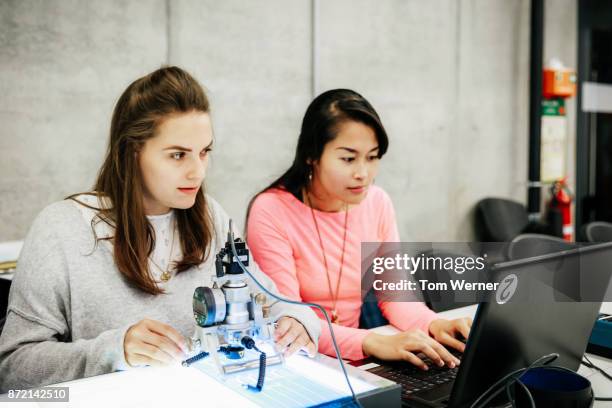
top-left (449, 242), bottom-right (612, 407)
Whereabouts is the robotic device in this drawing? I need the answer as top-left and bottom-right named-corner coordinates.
top-left (182, 221), bottom-right (364, 406)
top-left (183, 224), bottom-right (283, 391)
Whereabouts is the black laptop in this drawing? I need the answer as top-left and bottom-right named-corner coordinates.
top-left (352, 242), bottom-right (612, 407)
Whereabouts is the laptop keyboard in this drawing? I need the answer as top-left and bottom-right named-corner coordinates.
top-left (368, 350), bottom-right (462, 399)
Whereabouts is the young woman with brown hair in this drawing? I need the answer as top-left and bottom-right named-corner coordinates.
top-left (0, 67), bottom-right (319, 391)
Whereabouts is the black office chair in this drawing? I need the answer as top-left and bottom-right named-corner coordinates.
top-left (582, 221), bottom-right (612, 243)
top-left (505, 233), bottom-right (576, 261)
top-left (476, 198), bottom-right (530, 242)
top-left (505, 234), bottom-right (585, 302)
top-left (475, 198), bottom-right (556, 244)
top-left (359, 288), bottom-right (389, 329)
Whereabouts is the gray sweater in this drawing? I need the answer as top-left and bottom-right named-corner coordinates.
top-left (0, 197), bottom-right (320, 392)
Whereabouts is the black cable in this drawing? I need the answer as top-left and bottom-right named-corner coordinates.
top-left (496, 364), bottom-right (585, 408)
top-left (581, 355), bottom-right (612, 401)
top-left (504, 378), bottom-right (516, 408)
top-left (515, 379), bottom-right (535, 408)
top-left (503, 377), bottom-right (536, 408)
top-left (474, 353), bottom-right (612, 407)
top-left (582, 354), bottom-right (612, 381)
top-left (181, 351), bottom-right (210, 367)
top-left (242, 335), bottom-right (267, 392)
top-left (226, 220), bottom-right (364, 408)
top-left (469, 353), bottom-right (558, 408)
top-left (245, 352), bottom-right (266, 392)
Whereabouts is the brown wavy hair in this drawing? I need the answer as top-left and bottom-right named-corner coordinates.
top-left (69, 66), bottom-right (214, 295)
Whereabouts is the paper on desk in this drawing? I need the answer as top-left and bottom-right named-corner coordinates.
top-left (0, 241), bottom-right (22, 263)
top-left (48, 365), bottom-right (258, 408)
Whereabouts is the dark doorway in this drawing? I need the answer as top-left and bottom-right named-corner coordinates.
top-left (576, 0), bottom-right (612, 235)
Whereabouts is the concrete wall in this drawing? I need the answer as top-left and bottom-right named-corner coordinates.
top-left (0, 0), bottom-right (167, 238)
top-left (0, 0), bottom-right (577, 242)
top-left (317, 0), bottom-right (531, 241)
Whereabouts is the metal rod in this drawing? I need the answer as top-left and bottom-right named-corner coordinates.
top-left (222, 354), bottom-right (283, 375)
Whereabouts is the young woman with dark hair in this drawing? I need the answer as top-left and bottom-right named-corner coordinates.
top-left (0, 67), bottom-right (319, 391)
top-left (247, 89), bottom-right (471, 368)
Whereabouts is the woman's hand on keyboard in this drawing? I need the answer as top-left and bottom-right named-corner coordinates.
top-left (428, 317), bottom-right (473, 353)
top-left (362, 329), bottom-right (460, 370)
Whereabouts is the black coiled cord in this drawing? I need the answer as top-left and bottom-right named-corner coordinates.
top-left (242, 336), bottom-right (266, 392)
top-left (246, 351), bottom-right (266, 392)
top-left (181, 351), bottom-right (210, 367)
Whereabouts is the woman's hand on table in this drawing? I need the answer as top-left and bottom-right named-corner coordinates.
top-left (124, 318), bottom-right (188, 367)
top-left (274, 316), bottom-right (317, 357)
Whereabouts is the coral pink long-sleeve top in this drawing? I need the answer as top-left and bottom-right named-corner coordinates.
top-left (246, 185), bottom-right (438, 360)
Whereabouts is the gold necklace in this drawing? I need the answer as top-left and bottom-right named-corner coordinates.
top-left (306, 191), bottom-right (349, 324)
top-left (149, 216), bottom-right (176, 282)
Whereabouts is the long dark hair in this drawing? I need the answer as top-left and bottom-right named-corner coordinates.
top-left (247, 89), bottom-right (389, 221)
top-left (69, 66), bottom-right (214, 295)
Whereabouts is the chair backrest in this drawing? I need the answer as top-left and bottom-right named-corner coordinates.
top-left (506, 233), bottom-right (576, 261)
top-left (0, 278), bottom-right (10, 336)
top-left (583, 221), bottom-right (612, 243)
top-left (476, 198), bottom-right (529, 242)
top-left (359, 288), bottom-right (389, 329)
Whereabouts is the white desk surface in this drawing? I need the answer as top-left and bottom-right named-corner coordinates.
top-left (0, 346), bottom-right (385, 408)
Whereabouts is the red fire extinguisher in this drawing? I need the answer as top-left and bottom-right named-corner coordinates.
top-left (549, 178), bottom-right (573, 241)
